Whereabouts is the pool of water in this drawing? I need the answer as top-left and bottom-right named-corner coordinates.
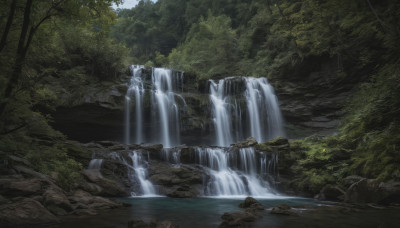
top-left (42, 197), bottom-right (399, 228)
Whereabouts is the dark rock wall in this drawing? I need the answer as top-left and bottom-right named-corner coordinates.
top-left (50, 62), bottom-right (363, 143)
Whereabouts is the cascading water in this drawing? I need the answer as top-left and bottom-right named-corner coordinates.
top-left (88, 158), bottom-right (103, 170)
top-left (125, 65), bottom-right (145, 144)
top-left (209, 77), bottom-right (285, 146)
top-left (122, 66), bottom-right (286, 197)
top-left (124, 66), bottom-right (185, 148)
top-left (128, 151), bottom-right (157, 196)
top-left (151, 68), bottom-right (182, 148)
top-left (245, 77), bottom-right (285, 142)
top-left (194, 147), bottom-right (277, 197)
top-left (109, 150), bottom-right (158, 197)
top-left (209, 80), bottom-right (234, 146)
top-left (88, 158), bottom-right (104, 178)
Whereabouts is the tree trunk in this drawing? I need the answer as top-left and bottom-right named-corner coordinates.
top-left (0, 0), bottom-right (33, 118)
top-left (0, 0), bottom-right (17, 53)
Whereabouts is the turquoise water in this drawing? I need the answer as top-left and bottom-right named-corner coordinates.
top-left (40, 197), bottom-right (399, 228)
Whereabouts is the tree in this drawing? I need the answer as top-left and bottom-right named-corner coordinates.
top-left (168, 13), bottom-right (240, 79)
top-left (0, 0), bottom-right (122, 123)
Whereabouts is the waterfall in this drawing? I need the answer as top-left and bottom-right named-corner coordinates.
top-left (151, 68), bottom-right (182, 148)
top-left (128, 151), bottom-right (157, 196)
top-left (209, 80), bottom-right (234, 146)
top-left (88, 158), bottom-right (103, 170)
top-left (125, 65), bottom-right (145, 144)
top-left (209, 77), bottom-right (285, 146)
top-left (88, 158), bottom-right (104, 178)
top-left (244, 77), bottom-right (285, 142)
top-left (109, 151), bottom-right (158, 197)
top-left (124, 66), bottom-right (185, 147)
top-left (194, 147), bottom-right (277, 197)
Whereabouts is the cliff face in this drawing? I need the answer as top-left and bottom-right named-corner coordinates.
top-left (273, 55), bottom-right (364, 138)
top-left (50, 61), bottom-right (363, 143)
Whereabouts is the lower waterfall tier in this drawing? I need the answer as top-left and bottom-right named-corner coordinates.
top-left (84, 138), bottom-right (286, 198)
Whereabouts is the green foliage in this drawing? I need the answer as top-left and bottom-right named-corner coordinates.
top-left (58, 25), bottom-right (129, 81)
top-left (340, 64), bottom-right (400, 181)
top-left (167, 13), bottom-right (240, 79)
top-left (288, 137), bottom-right (351, 194)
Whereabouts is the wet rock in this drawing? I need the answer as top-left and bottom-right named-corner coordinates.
top-left (346, 179), bottom-right (400, 204)
top-left (81, 169), bottom-right (129, 197)
top-left (156, 220), bottom-right (180, 228)
top-left (179, 147), bottom-right (195, 163)
top-left (128, 219), bottom-right (148, 228)
top-left (265, 136), bottom-right (289, 146)
top-left (96, 141), bottom-right (119, 147)
top-left (270, 204), bottom-right (297, 215)
top-left (315, 185), bottom-right (346, 201)
top-left (0, 194), bottom-right (8, 204)
top-left (238, 197), bottom-right (265, 210)
top-left (220, 211), bottom-right (258, 227)
top-left (167, 189), bottom-right (196, 198)
top-left (0, 198), bottom-right (59, 225)
top-left (149, 162), bottom-right (203, 197)
top-left (141, 143), bottom-right (163, 151)
top-left (233, 137), bottom-right (258, 148)
top-left (346, 179), bottom-right (380, 203)
top-left (127, 219), bottom-right (180, 228)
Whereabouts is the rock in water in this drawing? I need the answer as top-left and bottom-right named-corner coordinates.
top-left (127, 219), bottom-right (179, 228)
top-left (220, 211), bottom-right (258, 227)
top-left (346, 179), bottom-right (400, 204)
top-left (238, 197), bottom-right (265, 210)
top-left (270, 204), bottom-right (297, 215)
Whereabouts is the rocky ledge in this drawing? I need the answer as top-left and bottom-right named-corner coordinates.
top-left (0, 153), bottom-right (129, 226)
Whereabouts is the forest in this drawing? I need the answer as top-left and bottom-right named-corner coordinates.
top-left (0, 0), bottom-right (399, 227)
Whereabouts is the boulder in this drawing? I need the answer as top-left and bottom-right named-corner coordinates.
top-left (345, 179), bottom-right (380, 203)
top-left (346, 179), bottom-right (400, 204)
top-left (68, 190), bottom-right (123, 212)
top-left (0, 198), bottom-right (59, 225)
top-left (128, 219), bottom-right (148, 228)
top-left (270, 204), bottom-right (297, 215)
top-left (81, 170), bottom-right (129, 197)
top-left (238, 197), bottom-right (265, 210)
top-left (43, 185), bottom-right (73, 215)
top-left (265, 136), bottom-right (289, 146)
top-left (0, 178), bottom-right (50, 197)
top-left (220, 211), bottom-right (258, 227)
top-left (315, 185), bottom-right (346, 201)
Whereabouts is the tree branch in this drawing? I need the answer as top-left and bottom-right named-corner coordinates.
top-left (366, 0), bottom-right (388, 31)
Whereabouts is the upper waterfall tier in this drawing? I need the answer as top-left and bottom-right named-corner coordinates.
top-left (209, 77), bottom-right (285, 146)
top-left (124, 65), bottom-right (284, 147)
top-left (125, 66), bottom-right (185, 147)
